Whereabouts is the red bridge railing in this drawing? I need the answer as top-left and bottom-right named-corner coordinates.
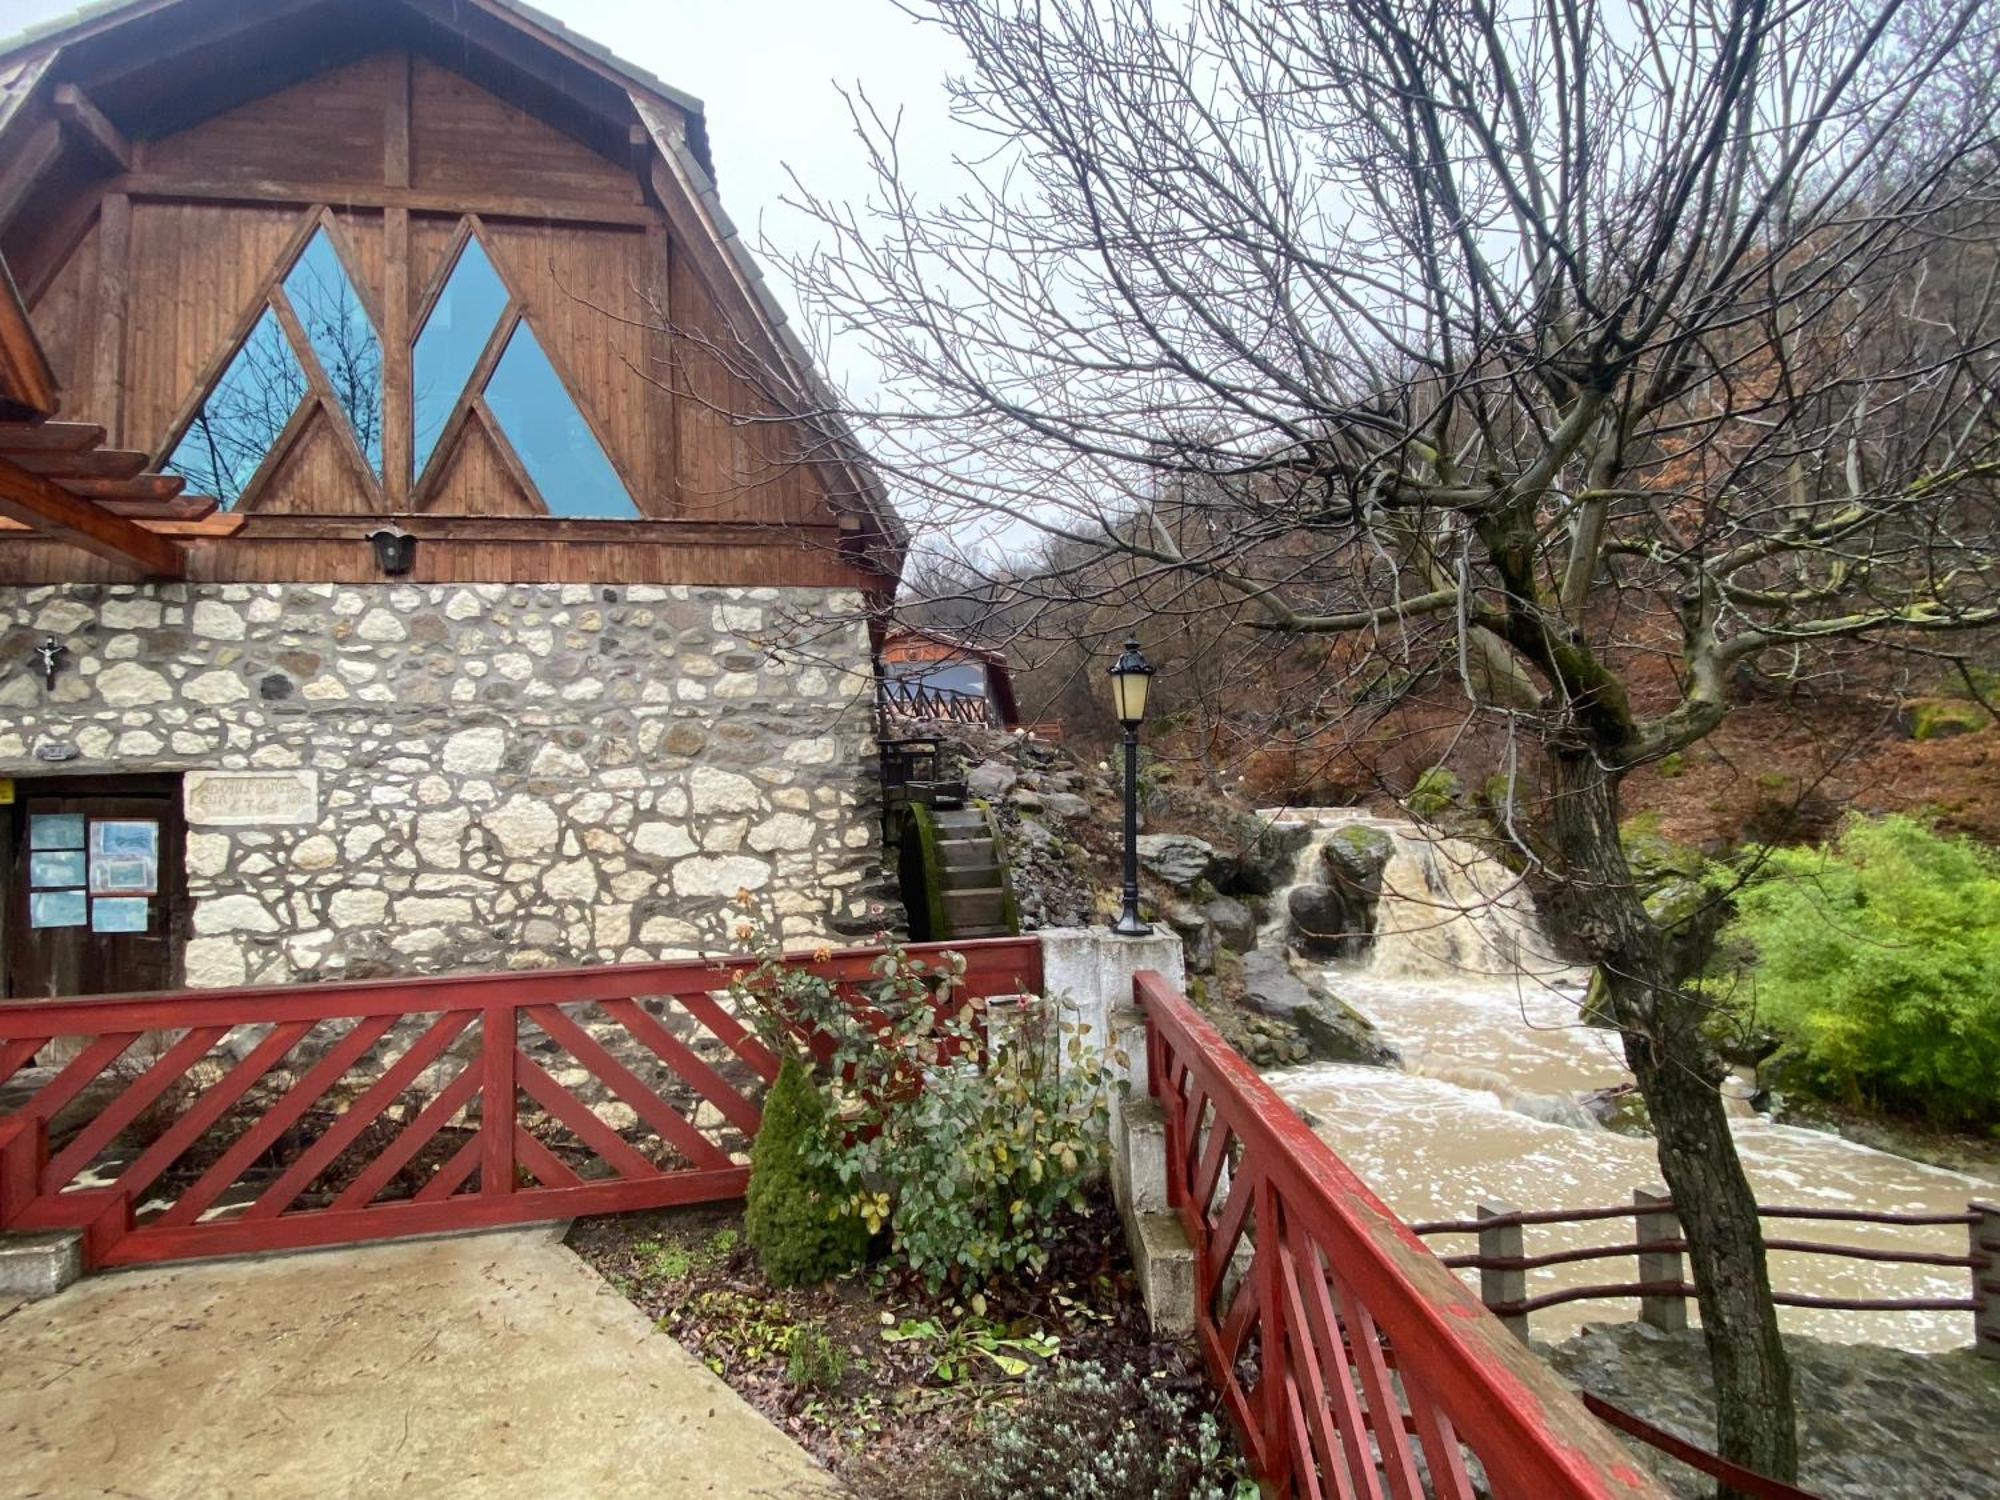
top-left (1135, 970), bottom-right (1669, 1500)
top-left (0, 938), bottom-right (1042, 1270)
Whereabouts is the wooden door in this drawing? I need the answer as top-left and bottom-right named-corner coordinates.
top-left (4, 777), bottom-right (185, 999)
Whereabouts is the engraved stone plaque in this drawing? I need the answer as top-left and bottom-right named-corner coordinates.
top-left (184, 770), bottom-right (320, 828)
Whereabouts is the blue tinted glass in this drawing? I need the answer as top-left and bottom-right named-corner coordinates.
top-left (163, 309), bottom-right (307, 507)
top-left (484, 323), bottom-right (639, 518)
top-left (413, 238), bottom-right (510, 478)
top-left (283, 228), bottom-right (382, 474)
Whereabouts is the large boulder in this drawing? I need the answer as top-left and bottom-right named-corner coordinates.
top-left (1201, 893), bottom-right (1257, 954)
top-left (965, 760), bottom-right (1020, 800)
top-left (1320, 822), bottom-right (1394, 890)
top-left (1136, 833), bottom-right (1217, 890)
top-left (1286, 884), bottom-right (1360, 960)
top-left (1162, 899), bottom-right (1218, 975)
top-left (1239, 951), bottom-right (1399, 1067)
top-left (1209, 816), bottom-right (1314, 897)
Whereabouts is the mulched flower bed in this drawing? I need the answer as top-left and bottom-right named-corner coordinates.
top-left (566, 1187), bottom-right (1223, 1495)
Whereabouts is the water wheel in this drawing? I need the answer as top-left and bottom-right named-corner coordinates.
top-left (898, 803), bottom-right (1019, 941)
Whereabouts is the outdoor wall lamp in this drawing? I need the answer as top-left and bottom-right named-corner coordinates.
top-left (1108, 636), bottom-right (1156, 937)
top-left (366, 525), bottom-right (419, 577)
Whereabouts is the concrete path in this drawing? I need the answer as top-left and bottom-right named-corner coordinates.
top-left (0, 1225), bottom-right (840, 1499)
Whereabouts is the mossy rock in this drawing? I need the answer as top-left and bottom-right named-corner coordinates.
top-left (1903, 697), bottom-right (1993, 741)
top-left (1619, 814), bottom-right (1706, 884)
top-left (1406, 766), bottom-right (1462, 816)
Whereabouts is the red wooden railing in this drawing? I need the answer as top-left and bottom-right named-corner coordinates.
top-left (1136, 970), bottom-right (1669, 1500)
top-left (0, 938), bottom-right (1041, 1270)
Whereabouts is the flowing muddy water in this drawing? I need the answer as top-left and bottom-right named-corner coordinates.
top-left (1259, 811), bottom-right (1996, 1350)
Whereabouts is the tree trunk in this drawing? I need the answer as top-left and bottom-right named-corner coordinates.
top-left (1533, 743), bottom-right (1798, 1494)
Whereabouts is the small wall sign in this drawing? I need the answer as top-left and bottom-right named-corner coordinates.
top-left (184, 770), bottom-right (320, 828)
top-left (33, 740), bottom-right (78, 762)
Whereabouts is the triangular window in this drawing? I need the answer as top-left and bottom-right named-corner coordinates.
top-left (162, 308), bottom-right (309, 506)
top-left (413, 232), bottom-right (640, 518)
top-left (162, 221), bottom-right (381, 509)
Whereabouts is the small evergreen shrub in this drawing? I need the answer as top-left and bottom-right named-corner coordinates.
top-left (744, 1056), bottom-right (869, 1286)
top-left (1715, 815), bottom-right (2000, 1125)
top-left (901, 1361), bottom-right (1254, 1499)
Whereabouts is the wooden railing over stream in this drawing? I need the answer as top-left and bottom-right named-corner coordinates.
top-left (0, 938), bottom-right (1043, 1269)
top-left (1134, 969), bottom-right (1670, 1500)
top-left (1411, 1194), bottom-right (1999, 1353)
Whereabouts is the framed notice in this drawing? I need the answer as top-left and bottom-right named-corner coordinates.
top-left (89, 820), bottom-right (160, 895)
top-left (29, 890), bottom-right (87, 928)
top-left (91, 898), bottom-right (150, 934)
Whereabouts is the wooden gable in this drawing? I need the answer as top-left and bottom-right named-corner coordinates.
top-left (0, 5), bottom-right (900, 590)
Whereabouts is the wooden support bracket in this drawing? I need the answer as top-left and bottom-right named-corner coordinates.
top-left (0, 455), bottom-right (185, 575)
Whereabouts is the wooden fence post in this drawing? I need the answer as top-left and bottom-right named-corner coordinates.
top-left (482, 1007), bottom-right (516, 1195)
top-left (1973, 1200), bottom-right (1999, 1361)
top-left (1635, 1186), bottom-right (1688, 1333)
top-left (1477, 1200), bottom-right (1528, 1341)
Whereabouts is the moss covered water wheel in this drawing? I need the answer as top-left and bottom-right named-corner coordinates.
top-left (899, 804), bottom-right (1020, 941)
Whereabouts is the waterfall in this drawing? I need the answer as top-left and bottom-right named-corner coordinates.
top-left (1367, 828), bottom-right (1561, 982)
top-left (1256, 808), bottom-right (1564, 983)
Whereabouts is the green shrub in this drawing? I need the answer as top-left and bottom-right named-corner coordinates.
top-left (897, 1360), bottom-right (1255, 1499)
top-left (735, 933), bottom-right (1110, 1291)
top-left (744, 1056), bottom-right (870, 1286)
top-left (1716, 815), bottom-right (2000, 1125)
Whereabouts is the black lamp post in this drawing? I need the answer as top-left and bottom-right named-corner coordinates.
top-left (1108, 636), bottom-right (1155, 937)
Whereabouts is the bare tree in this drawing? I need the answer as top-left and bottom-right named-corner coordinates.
top-left (778, 0), bottom-right (2000, 1483)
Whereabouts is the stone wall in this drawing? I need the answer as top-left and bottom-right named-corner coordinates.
top-left (0, 581), bottom-right (891, 989)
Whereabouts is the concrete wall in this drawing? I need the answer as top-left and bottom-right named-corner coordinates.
top-left (0, 581), bottom-right (891, 988)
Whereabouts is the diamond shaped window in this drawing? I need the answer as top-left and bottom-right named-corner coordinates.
top-left (282, 228), bottom-right (382, 475)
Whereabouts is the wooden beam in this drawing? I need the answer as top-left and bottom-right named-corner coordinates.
top-left (0, 455), bottom-right (184, 575)
top-left (52, 86), bottom-right (131, 171)
top-left (0, 422), bottom-right (107, 453)
top-left (382, 55), bottom-right (413, 509)
top-left (111, 173), bottom-right (661, 228)
top-left (6, 447), bottom-right (152, 481)
top-left (86, 193), bottom-right (132, 442)
top-left (0, 261), bottom-right (61, 421)
top-left (97, 495), bottom-right (215, 521)
top-left (0, 119), bottom-right (63, 233)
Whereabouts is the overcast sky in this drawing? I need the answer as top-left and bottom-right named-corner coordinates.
top-left (3, 0), bottom-right (970, 392)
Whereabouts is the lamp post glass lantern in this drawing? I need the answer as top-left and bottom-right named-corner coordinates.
top-left (1109, 637), bottom-right (1155, 936)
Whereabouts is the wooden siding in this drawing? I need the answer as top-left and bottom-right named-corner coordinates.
top-left (0, 521), bottom-right (879, 590)
top-left (3, 43), bottom-right (874, 582)
top-left (408, 56), bottom-right (636, 212)
top-left (140, 54), bottom-right (396, 192)
top-left (24, 215), bottom-right (96, 398)
top-left (123, 200), bottom-right (307, 454)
